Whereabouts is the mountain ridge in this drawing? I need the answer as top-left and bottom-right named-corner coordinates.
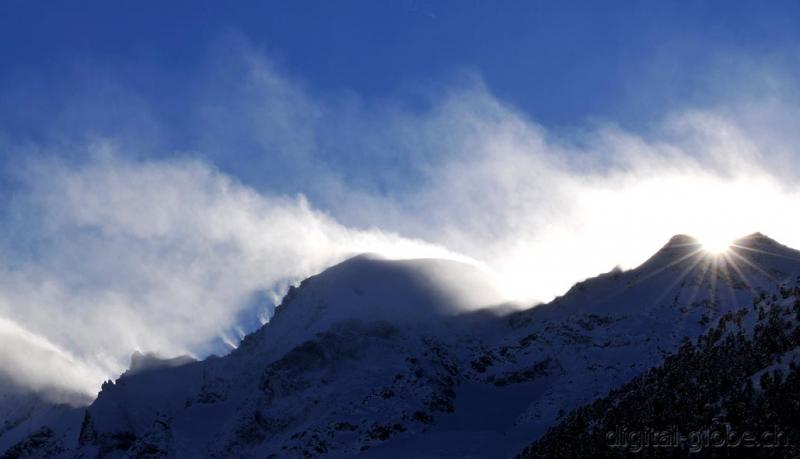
top-left (4, 233), bottom-right (800, 457)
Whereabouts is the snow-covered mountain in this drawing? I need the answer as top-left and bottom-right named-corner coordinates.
top-left (3, 234), bottom-right (800, 458)
top-left (521, 266), bottom-right (800, 457)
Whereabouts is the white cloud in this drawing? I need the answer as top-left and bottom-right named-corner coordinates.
top-left (0, 316), bottom-right (102, 405)
top-left (0, 151), bottom-right (470, 398)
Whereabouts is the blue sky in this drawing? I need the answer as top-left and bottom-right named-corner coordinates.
top-left (3, 1), bottom-right (800, 140)
top-left (4, 0), bottom-right (800, 200)
top-left (3, 2), bottom-right (800, 392)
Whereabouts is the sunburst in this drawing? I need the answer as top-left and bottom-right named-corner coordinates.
top-left (701, 239), bottom-right (732, 255)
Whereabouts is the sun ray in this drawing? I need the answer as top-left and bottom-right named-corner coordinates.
top-left (722, 251), bottom-right (753, 290)
top-left (628, 246), bottom-right (705, 287)
top-left (648, 251), bottom-right (708, 308)
top-left (684, 256), bottom-right (714, 310)
top-left (717, 254), bottom-right (741, 312)
top-left (641, 249), bottom-right (709, 324)
top-left (727, 248), bottom-right (776, 282)
top-left (671, 256), bottom-right (714, 342)
top-left (729, 243), bottom-right (800, 263)
top-left (709, 255), bottom-right (720, 306)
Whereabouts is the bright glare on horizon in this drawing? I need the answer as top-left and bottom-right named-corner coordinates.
top-left (481, 167), bottom-right (795, 303)
top-left (700, 237), bottom-right (733, 254)
top-left (694, 226), bottom-right (740, 255)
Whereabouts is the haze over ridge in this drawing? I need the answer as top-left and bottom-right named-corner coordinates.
top-left (2, 40), bottom-right (800, 405)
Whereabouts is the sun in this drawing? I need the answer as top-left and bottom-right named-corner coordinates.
top-left (700, 236), bottom-right (733, 254)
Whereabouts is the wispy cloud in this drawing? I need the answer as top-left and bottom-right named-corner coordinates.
top-left (0, 152), bottom-right (466, 398)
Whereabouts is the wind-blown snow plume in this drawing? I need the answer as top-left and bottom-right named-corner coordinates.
top-left (0, 154), bottom-right (471, 396)
top-left (1, 42), bottom-right (800, 400)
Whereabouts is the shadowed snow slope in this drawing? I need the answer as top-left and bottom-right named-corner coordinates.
top-left (239, 254), bottom-right (507, 360)
top-left (4, 235), bottom-right (800, 458)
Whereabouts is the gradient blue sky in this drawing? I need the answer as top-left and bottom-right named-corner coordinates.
top-left (3, 1), bottom-right (800, 202)
top-left (3, 1), bottom-right (800, 143)
top-left (3, 2), bottom-right (800, 390)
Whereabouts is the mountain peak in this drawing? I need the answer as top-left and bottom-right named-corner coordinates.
top-left (734, 232), bottom-right (781, 248)
top-left (124, 351), bottom-right (195, 377)
top-left (635, 234), bottom-right (703, 272)
top-left (663, 234), bottom-right (700, 247)
top-left (238, 254), bottom-right (505, 360)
